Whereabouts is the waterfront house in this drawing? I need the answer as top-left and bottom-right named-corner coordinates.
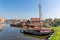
top-left (30, 18), bottom-right (40, 23)
top-left (30, 18), bottom-right (41, 27)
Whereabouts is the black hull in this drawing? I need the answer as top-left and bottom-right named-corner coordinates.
top-left (10, 24), bottom-right (21, 26)
top-left (23, 30), bottom-right (54, 36)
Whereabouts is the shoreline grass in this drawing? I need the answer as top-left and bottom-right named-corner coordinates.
top-left (50, 27), bottom-right (60, 40)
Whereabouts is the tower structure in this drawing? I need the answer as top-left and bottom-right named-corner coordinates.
top-left (39, 3), bottom-right (42, 20)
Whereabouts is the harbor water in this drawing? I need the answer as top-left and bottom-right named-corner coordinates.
top-left (0, 24), bottom-right (50, 40)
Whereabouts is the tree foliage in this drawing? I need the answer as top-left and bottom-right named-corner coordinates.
top-left (54, 18), bottom-right (60, 26)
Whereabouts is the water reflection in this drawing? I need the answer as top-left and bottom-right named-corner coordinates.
top-left (0, 24), bottom-right (50, 40)
top-left (0, 23), bottom-right (5, 32)
top-left (23, 33), bottom-right (49, 40)
top-left (11, 26), bottom-right (50, 40)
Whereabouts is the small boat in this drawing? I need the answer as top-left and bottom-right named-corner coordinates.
top-left (10, 23), bottom-right (22, 26)
top-left (10, 23), bottom-right (20, 26)
top-left (23, 27), bottom-right (54, 36)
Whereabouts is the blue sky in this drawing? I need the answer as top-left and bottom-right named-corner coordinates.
top-left (0, 0), bottom-right (60, 19)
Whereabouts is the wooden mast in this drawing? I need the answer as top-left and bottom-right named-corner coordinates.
top-left (39, 3), bottom-right (42, 21)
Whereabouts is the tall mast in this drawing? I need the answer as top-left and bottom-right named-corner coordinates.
top-left (39, 3), bottom-right (42, 20)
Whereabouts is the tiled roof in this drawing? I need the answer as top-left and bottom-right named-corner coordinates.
top-left (30, 18), bottom-right (40, 21)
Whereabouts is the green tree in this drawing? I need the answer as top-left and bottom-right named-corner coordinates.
top-left (45, 19), bottom-right (53, 26)
top-left (54, 18), bottom-right (60, 26)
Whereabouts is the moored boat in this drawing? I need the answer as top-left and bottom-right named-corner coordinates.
top-left (10, 23), bottom-right (21, 26)
top-left (23, 27), bottom-right (54, 36)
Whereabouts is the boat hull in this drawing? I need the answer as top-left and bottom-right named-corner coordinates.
top-left (23, 30), bottom-right (54, 36)
top-left (10, 24), bottom-right (21, 26)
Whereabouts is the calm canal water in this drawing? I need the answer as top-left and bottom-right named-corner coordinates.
top-left (0, 24), bottom-right (50, 40)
